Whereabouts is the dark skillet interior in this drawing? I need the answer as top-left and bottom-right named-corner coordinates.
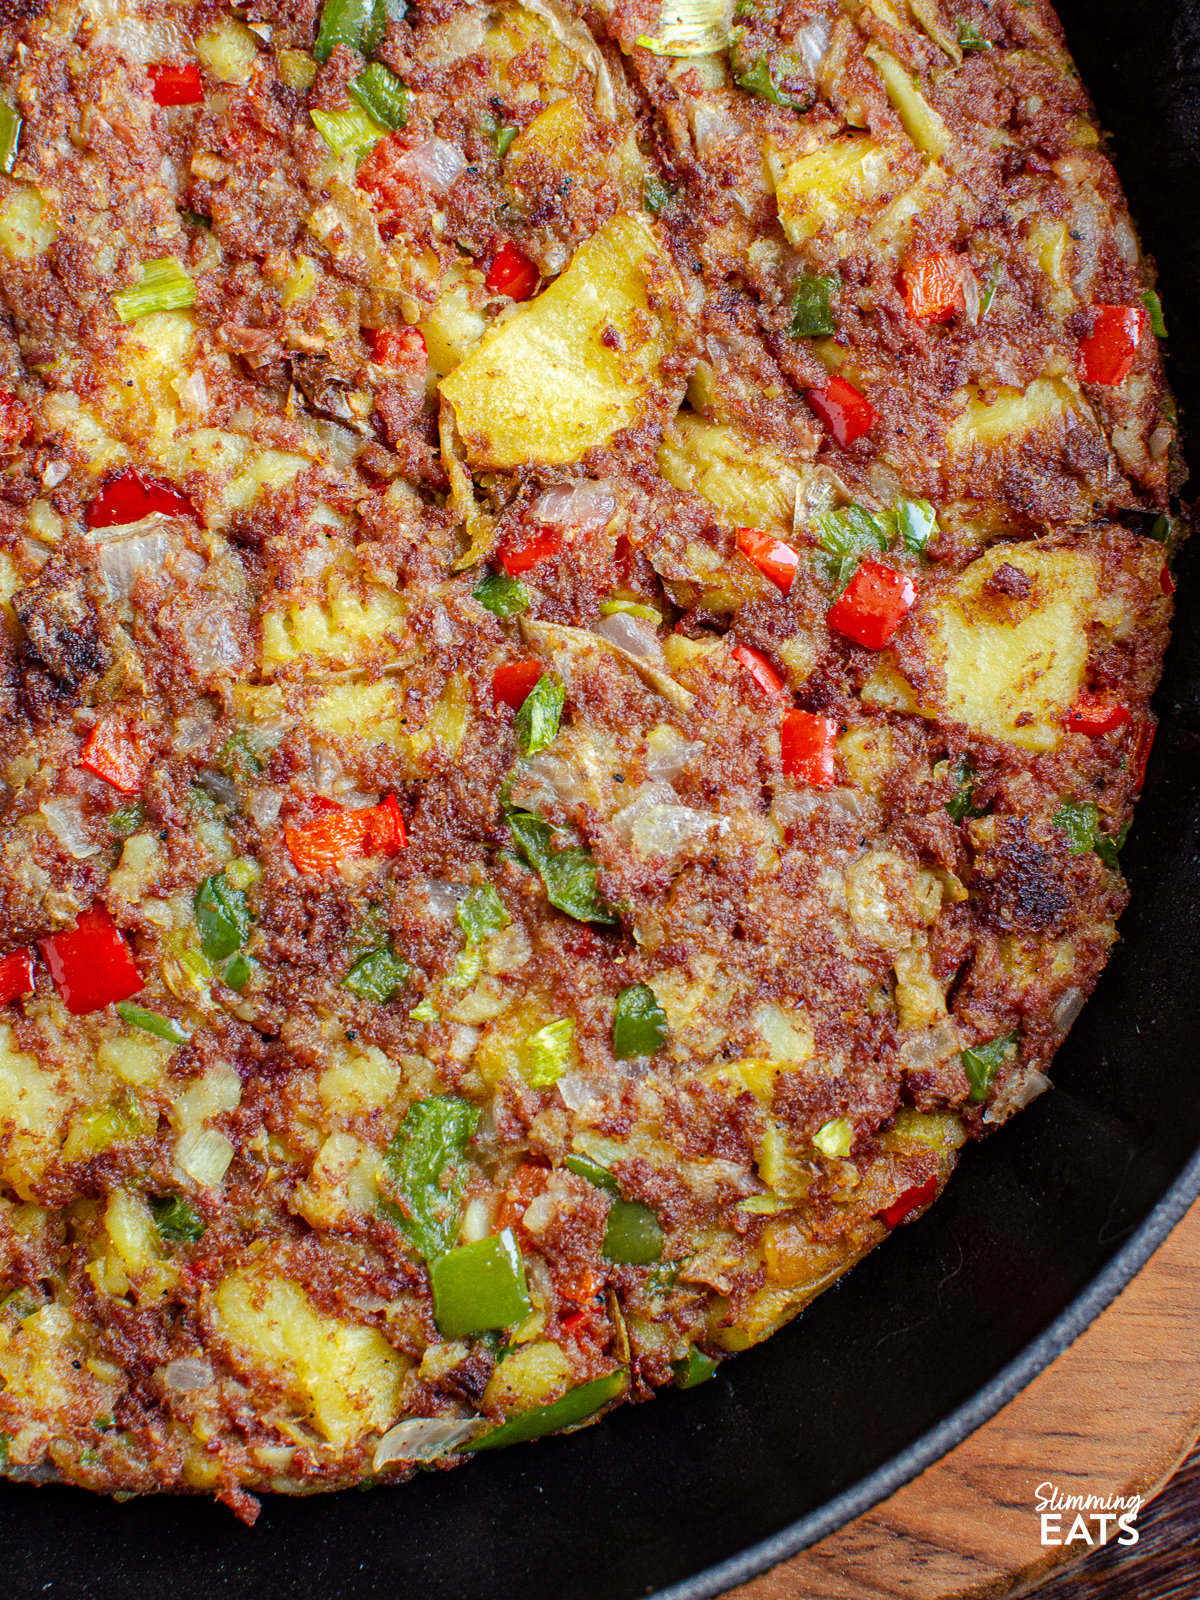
top-left (5, 0), bottom-right (1200, 1594)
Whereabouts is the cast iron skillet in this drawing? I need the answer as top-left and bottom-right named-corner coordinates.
top-left (4, 0), bottom-right (1199, 1592)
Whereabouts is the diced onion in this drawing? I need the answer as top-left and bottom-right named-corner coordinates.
top-left (93, 14), bottom-right (192, 62)
top-left (983, 1065), bottom-right (1052, 1125)
top-left (792, 16), bottom-right (831, 75)
top-left (897, 1017), bottom-right (963, 1071)
top-left (39, 797), bottom-right (100, 859)
top-left (643, 726), bottom-right (702, 781)
top-left (163, 1357), bottom-right (214, 1392)
top-left (690, 102), bottom-right (739, 157)
top-left (93, 522), bottom-right (173, 602)
top-left (184, 608), bottom-right (243, 676)
top-left (373, 1416), bottom-right (485, 1470)
top-left (593, 612), bottom-right (663, 660)
top-left (637, 0), bottom-right (735, 57)
top-left (520, 0), bottom-right (616, 118)
top-left (1052, 986), bottom-right (1085, 1034)
top-left (420, 879), bottom-right (465, 920)
top-left (175, 1128), bottom-right (235, 1187)
top-left (407, 136), bottom-right (466, 193)
top-left (528, 482), bottom-right (617, 532)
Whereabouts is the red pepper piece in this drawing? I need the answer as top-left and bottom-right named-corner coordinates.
top-left (1161, 562), bottom-right (1175, 597)
top-left (899, 251), bottom-right (963, 322)
top-left (493, 660), bottom-right (544, 711)
top-left (1077, 305), bottom-right (1146, 386)
top-left (735, 526), bottom-right (799, 594)
top-left (0, 390), bottom-right (33, 453)
top-left (807, 375), bottom-right (876, 447)
top-left (86, 467), bottom-right (198, 529)
top-left (496, 1162), bottom-right (550, 1235)
top-left (39, 904), bottom-right (142, 1015)
top-left (732, 642), bottom-right (785, 696)
top-left (1131, 718), bottom-right (1156, 795)
top-left (781, 709), bottom-right (837, 787)
top-left (1066, 691), bottom-right (1132, 738)
top-left (0, 948), bottom-right (34, 1006)
top-left (78, 721), bottom-right (146, 795)
top-left (285, 795), bottom-right (408, 874)
top-left (827, 560), bottom-right (916, 649)
top-left (878, 1174), bottom-right (938, 1229)
top-left (499, 524), bottom-right (562, 576)
top-left (485, 241), bottom-right (539, 302)
top-left (372, 326), bottom-right (427, 373)
top-left (149, 61), bottom-right (204, 105)
top-left (357, 134), bottom-right (413, 212)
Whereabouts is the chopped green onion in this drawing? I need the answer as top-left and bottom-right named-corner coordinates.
top-left (812, 1116), bottom-right (853, 1158)
top-left (113, 258), bottom-right (197, 323)
top-left (524, 1017), bottom-right (575, 1088)
top-left (599, 598), bottom-right (663, 623)
top-left (961, 1032), bottom-right (1018, 1101)
top-left (473, 568), bottom-right (530, 618)
top-left (815, 504), bottom-right (888, 593)
top-left (115, 1002), bottom-right (190, 1045)
top-left (151, 1194), bottom-right (206, 1244)
top-left (612, 982), bottom-right (668, 1060)
top-left (349, 61), bottom-right (408, 130)
top-left (110, 802), bottom-right (146, 839)
top-left (945, 755), bottom-right (984, 823)
top-left (194, 871), bottom-right (252, 963)
top-left (1141, 289), bottom-right (1166, 338)
top-left (507, 810), bottom-right (619, 925)
top-left (602, 1199), bottom-right (664, 1264)
top-left (314, 0), bottom-right (387, 63)
top-left (514, 673), bottom-right (565, 756)
top-left (893, 497), bottom-right (938, 555)
top-left (464, 1370), bottom-right (628, 1451)
top-left (456, 883), bottom-right (509, 944)
top-left (642, 174), bottom-right (671, 215)
top-left (380, 1094), bottom-right (478, 1261)
top-left (343, 945), bottom-right (410, 1002)
top-left (672, 1346), bottom-right (719, 1388)
top-left (310, 104), bottom-right (387, 157)
top-left (1052, 798), bottom-right (1100, 855)
top-left (430, 1227), bottom-right (531, 1339)
top-left (0, 102), bottom-right (21, 175)
top-left (565, 1153), bottom-right (621, 1195)
top-left (955, 18), bottom-right (992, 51)
top-left (222, 951), bottom-right (253, 992)
top-left (789, 271), bottom-right (837, 338)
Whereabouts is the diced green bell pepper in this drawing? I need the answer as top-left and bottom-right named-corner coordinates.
top-left (602, 1199), bottom-right (663, 1265)
top-left (961, 1032), bottom-right (1018, 1102)
top-left (380, 1095), bottom-right (479, 1260)
top-left (473, 568), bottom-right (530, 617)
top-left (456, 884), bottom-right (509, 944)
top-left (507, 811), bottom-right (619, 925)
top-left (431, 1228), bottom-right (531, 1339)
top-left (464, 1369), bottom-right (628, 1451)
top-left (194, 871), bottom-right (252, 963)
top-left (151, 1194), bottom-right (206, 1244)
top-left (314, 0), bottom-right (386, 63)
top-left (349, 61), bottom-right (408, 129)
top-left (115, 1002), bottom-right (190, 1045)
top-left (0, 103), bottom-right (21, 175)
top-left (789, 271), bottom-right (837, 338)
top-left (514, 673), bottom-right (566, 757)
top-left (612, 982), bottom-right (668, 1059)
top-left (564, 1153), bottom-right (621, 1195)
top-left (342, 945), bottom-right (409, 1002)
top-left (815, 504), bottom-right (889, 593)
top-left (672, 1346), bottom-right (719, 1388)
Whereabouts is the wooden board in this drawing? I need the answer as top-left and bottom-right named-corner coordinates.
top-left (725, 1197), bottom-right (1200, 1600)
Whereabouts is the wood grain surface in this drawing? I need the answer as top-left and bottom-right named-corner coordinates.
top-left (725, 1197), bottom-right (1200, 1600)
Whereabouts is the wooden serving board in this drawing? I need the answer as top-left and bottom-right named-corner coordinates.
top-left (724, 1197), bottom-right (1200, 1600)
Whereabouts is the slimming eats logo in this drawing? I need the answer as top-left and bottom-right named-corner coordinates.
top-left (1034, 1482), bottom-right (1141, 1548)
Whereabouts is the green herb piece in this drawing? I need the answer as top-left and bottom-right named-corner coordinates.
top-left (0, 102), bottom-right (21, 175)
top-left (490, 121), bottom-right (518, 158)
top-left (945, 755), bottom-right (984, 823)
top-left (380, 1094), bottom-right (479, 1261)
top-left (113, 258), bottom-right (196, 323)
top-left (115, 1002), bottom-right (190, 1045)
top-left (222, 951), bottom-right (253, 992)
top-left (430, 1227), bottom-right (531, 1338)
top-left (955, 19), bottom-right (991, 51)
top-left (216, 732), bottom-right (263, 781)
top-left (473, 568), bottom-right (530, 618)
top-left (812, 1116), bottom-right (853, 1158)
top-left (672, 1346), bottom-right (719, 1388)
top-left (1141, 289), bottom-right (1167, 338)
top-left (893, 497), bottom-right (938, 555)
top-left (343, 945), bottom-right (410, 1002)
top-left (514, 673), bottom-right (565, 756)
top-left (151, 1194), bottom-right (206, 1244)
top-left (642, 173), bottom-right (672, 214)
top-left (612, 982), bottom-right (668, 1060)
top-left (815, 503), bottom-right (888, 593)
top-left (602, 1199), bottom-right (664, 1264)
top-left (599, 598), bottom-right (662, 623)
top-left (1150, 513), bottom-right (1182, 559)
top-left (310, 104), bottom-right (387, 157)
top-left (314, 0), bottom-right (387, 63)
top-left (110, 802), bottom-right (146, 839)
top-left (524, 1017), bottom-right (575, 1088)
top-left (0, 1432), bottom-right (9, 1467)
top-left (464, 1370), bottom-right (628, 1451)
top-left (409, 997), bottom-right (439, 1022)
top-left (565, 1153), bottom-right (621, 1195)
top-left (456, 883), bottom-right (509, 945)
top-left (1094, 818), bottom-right (1131, 871)
top-left (789, 271), bottom-right (837, 338)
top-left (179, 208), bottom-right (210, 230)
top-left (978, 260), bottom-right (1002, 319)
top-left (731, 46), bottom-right (813, 111)
top-left (1053, 799), bottom-right (1100, 855)
top-left (349, 61), bottom-right (409, 129)
top-left (507, 810), bottom-right (619, 925)
top-left (961, 1031), bottom-right (1018, 1101)
top-left (194, 872), bottom-right (252, 963)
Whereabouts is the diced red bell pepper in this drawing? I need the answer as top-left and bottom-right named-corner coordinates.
top-left (1161, 562), bottom-right (1175, 597)
top-left (827, 560), bottom-right (916, 649)
top-left (0, 948), bottom-right (34, 1007)
top-left (732, 642), bottom-right (785, 696)
top-left (86, 467), bottom-right (198, 529)
top-left (493, 660), bottom-right (543, 711)
top-left (39, 904), bottom-right (142, 1015)
top-left (285, 794), bottom-right (408, 874)
top-left (736, 526), bottom-right (799, 594)
top-left (899, 251), bottom-right (963, 322)
top-left (372, 326), bottom-right (427, 373)
top-left (149, 61), bottom-right (204, 106)
top-left (486, 241), bottom-right (539, 302)
top-left (781, 709), bottom-right (837, 787)
top-left (357, 134), bottom-right (411, 212)
top-left (79, 721), bottom-right (146, 795)
top-left (0, 390), bottom-right (33, 452)
top-left (1066, 691), bottom-right (1132, 738)
top-left (499, 524), bottom-right (561, 575)
top-left (1131, 718), bottom-right (1156, 795)
top-left (807, 375), bottom-right (876, 447)
top-left (1077, 305), bottom-right (1146, 386)
top-left (878, 1174), bottom-right (938, 1229)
